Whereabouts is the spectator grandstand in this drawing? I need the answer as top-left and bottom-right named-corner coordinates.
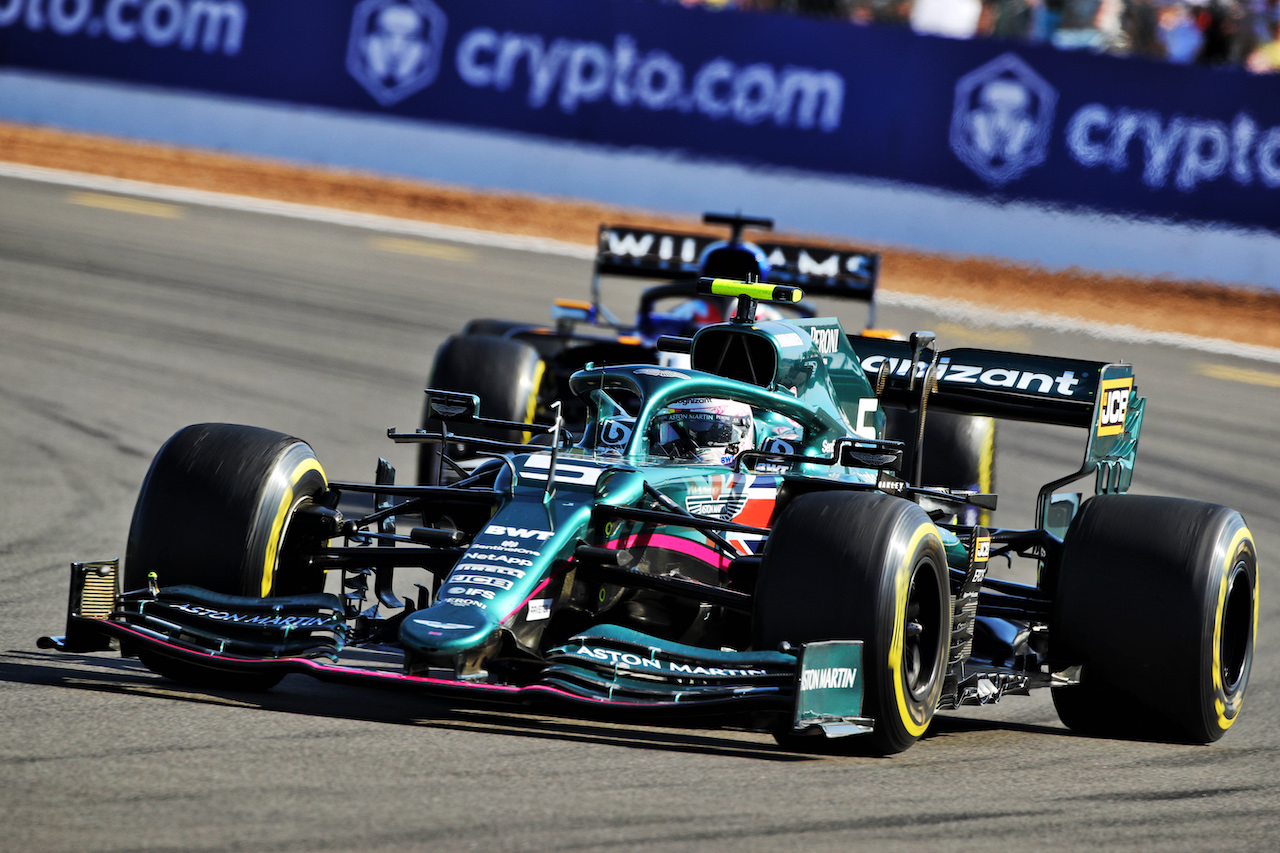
top-left (660, 0), bottom-right (1280, 72)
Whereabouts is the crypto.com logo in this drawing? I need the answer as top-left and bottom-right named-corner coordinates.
top-left (347, 0), bottom-right (447, 106)
top-left (950, 53), bottom-right (1057, 186)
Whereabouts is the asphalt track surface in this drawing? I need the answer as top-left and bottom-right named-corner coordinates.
top-left (2, 173), bottom-right (1279, 853)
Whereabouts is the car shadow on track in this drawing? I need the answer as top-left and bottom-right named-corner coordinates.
top-left (926, 713), bottom-right (1069, 742)
top-left (4, 648), bottom-right (1078, 758)
top-left (3, 649), bottom-right (804, 761)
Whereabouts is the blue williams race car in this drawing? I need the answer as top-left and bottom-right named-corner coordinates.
top-left (40, 279), bottom-right (1257, 753)
top-left (419, 212), bottom-right (995, 519)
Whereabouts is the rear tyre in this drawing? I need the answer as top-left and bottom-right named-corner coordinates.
top-left (462, 318), bottom-right (527, 337)
top-left (461, 318), bottom-right (565, 361)
top-left (885, 410), bottom-right (996, 524)
top-left (754, 491), bottom-right (951, 754)
top-left (124, 424), bottom-right (330, 690)
top-left (1051, 495), bottom-right (1257, 743)
top-left (417, 333), bottom-right (545, 484)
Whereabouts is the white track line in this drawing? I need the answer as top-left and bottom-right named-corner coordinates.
top-left (5, 160), bottom-right (1280, 365)
top-left (0, 161), bottom-right (595, 259)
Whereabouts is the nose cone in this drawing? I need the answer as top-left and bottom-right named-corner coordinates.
top-left (399, 602), bottom-right (499, 658)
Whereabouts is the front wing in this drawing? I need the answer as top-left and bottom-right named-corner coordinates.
top-left (40, 562), bottom-right (871, 736)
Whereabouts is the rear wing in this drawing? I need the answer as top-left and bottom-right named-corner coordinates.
top-left (847, 335), bottom-right (1145, 529)
top-left (594, 223), bottom-right (879, 302)
top-left (849, 336), bottom-right (1107, 428)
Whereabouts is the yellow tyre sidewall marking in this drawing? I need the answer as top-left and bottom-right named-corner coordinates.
top-left (260, 457), bottom-right (326, 598)
top-left (521, 361), bottom-right (546, 445)
top-left (889, 522), bottom-right (941, 738)
top-left (1212, 525), bottom-right (1255, 730)
top-left (978, 419), bottom-right (995, 527)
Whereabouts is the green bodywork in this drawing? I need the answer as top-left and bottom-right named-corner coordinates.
top-left (399, 315), bottom-right (890, 668)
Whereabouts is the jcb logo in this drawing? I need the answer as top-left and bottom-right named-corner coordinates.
top-left (974, 536), bottom-right (991, 562)
top-left (1097, 377), bottom-right (1133, 437)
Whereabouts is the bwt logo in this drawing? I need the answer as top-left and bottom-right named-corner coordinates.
top-left (346, 0), bottom-right (447, 106)
top-left (950, 53), bottom-right (1057, 186)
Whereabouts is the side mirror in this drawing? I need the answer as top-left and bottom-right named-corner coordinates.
top-left (552, 299), bottom-right (594, 329)
top-left (423, 390), bottom-right (479, 422)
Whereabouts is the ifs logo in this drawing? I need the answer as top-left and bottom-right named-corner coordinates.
top-left (346, 0), bottom-right (447, 106)
top-left (950, 53), bottom-right (1057, 186)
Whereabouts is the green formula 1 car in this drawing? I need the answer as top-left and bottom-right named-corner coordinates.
top-left (41, 279), bottom-right (1257, 753)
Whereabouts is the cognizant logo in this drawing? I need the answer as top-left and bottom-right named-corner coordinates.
top-left (0, 0), bottom-right (246, 55)
top-left (455, 31), bottom-right (844, 131)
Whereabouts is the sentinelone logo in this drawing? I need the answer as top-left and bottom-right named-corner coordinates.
top-left (0, 0), bottom-right (245, 53)
top-left (346, 0), bottom-right (845, 132)
top-left (952, 52), bottom-right (1280, 192)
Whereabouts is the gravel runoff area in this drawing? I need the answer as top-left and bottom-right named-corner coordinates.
top-left (4, 120), bottom-right (1278, 349)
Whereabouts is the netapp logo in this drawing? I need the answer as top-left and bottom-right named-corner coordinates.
top-left (347, 0), bottom-right (447, 106)
top-left (951, 53), bottom-right (1057, 186)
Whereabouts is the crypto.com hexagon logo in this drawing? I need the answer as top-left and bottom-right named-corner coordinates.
top-left (950, 53), bottom-right (1057, 186)
top-left (347, 0), bottom-right (448, 107)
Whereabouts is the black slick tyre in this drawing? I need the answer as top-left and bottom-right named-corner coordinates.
top-left (124, 423), bottom-right (329, 690)
top-left (885, 409), bottom-right (996, 523)
top-left (418, 333), bottom-right (545, 484)
top-left (754, 491), bottom-right (951, 754)
top-left (1051, 495), bottom-right (1257, 743)
top-left (461, 318), bottom-right (565, 361)
top-left (920, 412), bottom-right (996, 525)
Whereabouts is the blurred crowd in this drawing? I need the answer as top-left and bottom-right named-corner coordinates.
top-left (663, 0), bottom-right (1280, 72)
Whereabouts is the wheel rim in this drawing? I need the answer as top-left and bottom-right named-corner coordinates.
top-left (1220, 559), bottom-right (1253, 694)
top-left (903, 559), bottom-right (944, 702)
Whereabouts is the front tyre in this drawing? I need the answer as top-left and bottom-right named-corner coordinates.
top-left (1051, 495), bottom-right (1258, 743)
top-left (124, 424), bottom-right (330, 690)
top-left (754, 491), bottom-right (951, 754)
top-left (125, 424), bottom-right (328, 598)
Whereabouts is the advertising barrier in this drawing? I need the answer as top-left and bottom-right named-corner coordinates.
top-left (3, 0), bottom-right (1278, 236)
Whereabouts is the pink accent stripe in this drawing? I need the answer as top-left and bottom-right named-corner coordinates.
top-left (505, 575), bottom-right (557, 620)
top-left (606, 532), bottom-right (732, 570)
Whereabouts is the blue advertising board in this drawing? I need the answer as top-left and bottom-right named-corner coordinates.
top-left (3, 0), bottom-right (1278, 234)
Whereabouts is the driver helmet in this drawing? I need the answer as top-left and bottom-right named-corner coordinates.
top-left (648, 398), bottom-right (754, 464)
top-left (666, 298), bottom-right (727, 326)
